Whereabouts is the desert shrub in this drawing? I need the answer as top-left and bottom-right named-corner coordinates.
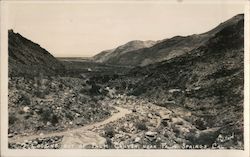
top-left (100, 75), bottom-right (110, 83)
top-left (58, 84), bottom-right (63, 90)
top-left (120, 126), bottom-right (127, 132)
top-left (24, 114), bottom-right (31, 119)
top-left (135, 121), bottom-right (148, 131)
top-left (79, 88), bottom-right (87, 94)
top-left (112, 74), bottom-right (119, 80)
top-left (34, 90), bottom-right (46, 98)
top-left (175, 120), bottom-right (184, 126)
top-left (51, 115), bottom-right (59, 125)
top-left (9, 115), bottom-right (18, 125)
top-left (40, 108), bottom-right (52, 122)
top-left (89, 84), bottom-right (101, 95)
top-left (19, 93), bottom-right (31, 106)
top-left (121, 81), bottom-right (127, 89)
top-left (173, 126), bottom-right (180, 135)
top-left (194, 118), bottom-right (206, 130)
top-left (131, 86), bottom-right (147, 96)
top-left (106, 137), bottom-right (114, 149)
top-left (65, 112), bottom-right (74, 120)
top-left (18, 109), bottom-right (25, 114)
top-left (43, 89), bottom-right (50, 96)
top-left (104, 126), bottom-right (115, 138)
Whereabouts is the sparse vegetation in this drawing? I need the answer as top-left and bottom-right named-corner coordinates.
top-left (135, 121), bottom-right (148, 131)
top-left (8, 14), bottom-right (244, 150)
top-left (104, 126), bottom-right (115, 138)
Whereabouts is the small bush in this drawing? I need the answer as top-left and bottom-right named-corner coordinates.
top-left (135, 122), bottom-right (148, 131)
top-left (79, 88), bottom-right (86, 94)
top-left (19, 94), bottom-right (31, 106)
top-left (131, 86), bottom-right (147, 96)
top-left (89, 84), bottom-right (101, 95)
top-left (51, 115), bottom-right (59, 125)
top-left (194, 118), bottom-right (206, 130)
top-left (104, 126), bottom-right (115, 138)
top-left (58, 84), bottom-right (63, 89)
top-left (18, 109), bottom-right (25, 114)
top-left (34, 90), bottom-right (46, 99)
top-left (176, 121), bottom-right (184, 125)
top-left (24, 114), bottom-right (31, 119)
top-left (9, 115), bottom-right (18, 125)
top-left (65, 112), bottom-right (74, 120)
top-left (40, 108), bottom-right (52, 122)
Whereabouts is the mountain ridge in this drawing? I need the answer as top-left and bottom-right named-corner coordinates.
top-left (92, 40), bottom-right (158, 63)
top-left (93, 14), bottom-right (244, 66)
top-left (8, 29), bottom-right (65, 76)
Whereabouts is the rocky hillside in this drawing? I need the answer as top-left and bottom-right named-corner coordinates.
top-left (93, 40), bottom-right (157, 64)
top-left (8, 30), bottom-right (64, 76)
top-left (104, 14), bottom-right (244, 148)
top-left (94, 14), bottom-right (243, 66)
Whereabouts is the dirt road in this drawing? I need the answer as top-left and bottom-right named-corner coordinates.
top-left (9, 106), bottom-right (131, 147)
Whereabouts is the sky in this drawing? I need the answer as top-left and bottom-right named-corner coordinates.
top-left (7, 1), bottom-right (245, 57)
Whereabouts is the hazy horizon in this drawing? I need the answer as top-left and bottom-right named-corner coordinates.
top-left (7, 2), bottom-right (244, 57)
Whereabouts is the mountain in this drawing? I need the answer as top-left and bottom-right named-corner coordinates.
top-left (8, 30), bottom-right (64, 76)
top-left (106, 14), bottom-right (244, 146)
top-left (92, 49), bottom-right (115, 63)
top-left (94, 14), bottom-right (244, 66)
top-left (92, 40), bottom-right (157, 63)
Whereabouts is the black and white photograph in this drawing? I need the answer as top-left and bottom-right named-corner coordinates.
top-left (0, 0), bottom-right (249, 157)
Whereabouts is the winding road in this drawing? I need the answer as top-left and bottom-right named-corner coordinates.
top-left (9, 106), bottom-right (131, 148)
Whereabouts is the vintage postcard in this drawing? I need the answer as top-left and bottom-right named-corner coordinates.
top-left (0, 0), bottom-right (249, 157)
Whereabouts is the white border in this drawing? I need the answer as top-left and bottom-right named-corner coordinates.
top-left (1, 1), bottom-right (249, 157)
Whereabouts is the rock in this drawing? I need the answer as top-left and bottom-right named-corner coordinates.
top-left (193, 86), bottom-right (201, 90)
top-left (39, 133), bottom-right (44, 136)
top-left (168, 89), bottom-right (181, 93)
top-left (185, 127), bottom-right (222, 146)
top-left (171, 117), bottom-right (184, 125)
top-left (165, 100), bottom-right (176, 104)
top-left (145, 131), bottom-right (157, 137)
top-left (128, 123), bottom-right (133, 129)
top-left (33, 140), bottom-right (38, 146)
top-left (162, 114), bottom-right (171, 120)
top-left (147, 113), bottom-right (153, 118)
top-left (134, 137), bottom-right (141, 143)
top-left (23, 106), bottom-right (30, 113)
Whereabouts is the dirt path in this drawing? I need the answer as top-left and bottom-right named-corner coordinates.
top-left (9, 106), bottom-right (131, 144)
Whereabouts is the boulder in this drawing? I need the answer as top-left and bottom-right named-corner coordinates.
top-left (134, 137), bottom-right (141, 143)
top-left (23, 106), bottom-right (30, 113)
top-left (147, 113), bottom-right (153, 119)
top-left (145, 131), bottom-right (157, 137)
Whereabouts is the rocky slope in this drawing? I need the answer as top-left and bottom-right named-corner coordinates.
top-left (8, 76), bottom-right (114, 137)
top-left (8, 14), bottom-right (244, 149)
top-left (93, 40), bottom-right (157, 64)
top-left (94, 14), bottom-right (243, 67)
top-left (102, 14), bottom-right (244, 148)
top-left (8, 30), bottom-right (115, 139)
top-left (8, 30), bottom-right (64, 76)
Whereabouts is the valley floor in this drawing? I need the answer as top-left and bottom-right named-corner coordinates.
top-left (9, 93), bottom-right (242, 149)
